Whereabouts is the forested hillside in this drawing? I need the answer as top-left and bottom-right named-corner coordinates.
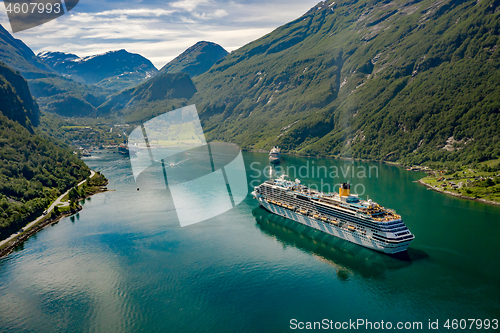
top-left (3, 0), bottom-right (499, 169)
top-left (0, 63), bottom-right (90, 239)
top-left (0, 62), bottom-right (40, 129)
top-left (191, 0), bottom-right (500, 167)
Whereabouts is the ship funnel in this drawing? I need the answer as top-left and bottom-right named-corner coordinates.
top-left (339, 183), bottom-right (350, 197)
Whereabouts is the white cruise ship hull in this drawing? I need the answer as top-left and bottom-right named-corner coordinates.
top-left (257, 199), bottom-right (411, 254)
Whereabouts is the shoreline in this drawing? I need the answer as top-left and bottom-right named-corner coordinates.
top-left (417, 179), bottom-right (500, 207)
top-left (0, 206), bottom-right (83, 259)
top-left (244, 148), bottom-right (420, 169)
top-left (247, 148), bottom-right (500, 206)
top-left (0, 175), bottom-right (110, 259)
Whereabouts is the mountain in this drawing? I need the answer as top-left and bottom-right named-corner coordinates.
top-left (97, 72), bottom-right (197, 123)
top-left (0, 24), bottom-right (54, 77)
top-left (36, 51), bottom-right (80, 71)
top-left (190, 0), bottom-right (500, 167)
top-left (38, 49), bottom-right (158, 91)
top-left (0, 61), bottom-right (40, 129)
top-left (0, 62), bottom-right (90, 239)
top-left (0, 24), bottom-right (112, 116)
top-left (159, 41), bottom-right (228, 77)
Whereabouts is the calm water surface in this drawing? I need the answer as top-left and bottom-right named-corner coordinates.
top-left (0, 152), bottom-right (499, 332)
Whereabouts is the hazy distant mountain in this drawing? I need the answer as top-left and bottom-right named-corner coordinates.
top-left (159, 41), bottom-right (228, 77)
top-left (192, 0), bottom-right (500, 166)
top-left (38, 49), bottom-right (158, 91)
top-left (97, 72), bottom-right (197, 123)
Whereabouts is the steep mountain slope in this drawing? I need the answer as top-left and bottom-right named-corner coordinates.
top-left (192, 0), bottom-right (500, 166)
top-left (38, 49), bottom-right (158, 91)
top-left (97, 72), bottom-right (197, 123)
top-left (0, 24), bottom-right (53, 78)
top-left (159, 41), bottom-right (228, 77)
top-left (0, 61), bottom-right (40, 129)
top-left (0, 63), bottom-right (90, 239)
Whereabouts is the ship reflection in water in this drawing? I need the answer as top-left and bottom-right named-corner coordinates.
top-left (252, 207), bottom-right (428, 280)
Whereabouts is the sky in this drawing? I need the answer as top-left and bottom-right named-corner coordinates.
top-left (0, 0), bottom-right (321, 69)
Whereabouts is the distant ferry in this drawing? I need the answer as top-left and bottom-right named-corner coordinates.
top-left (251, 176), bottom-right (414, 254)
top-left (118, 142), bottom-right (128, 155)
top-left (81, 150), bottom-right (91, 157)
top-left (118, 142), bottom-right (136, 156)
top-left (269, 146), bottom-right (281, 164)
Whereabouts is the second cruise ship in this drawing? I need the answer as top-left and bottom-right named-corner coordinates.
top-left (252, 176), bottom-right (415, 254)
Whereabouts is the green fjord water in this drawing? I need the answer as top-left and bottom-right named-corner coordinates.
top-left (0, 152), bottom-right (499, 332)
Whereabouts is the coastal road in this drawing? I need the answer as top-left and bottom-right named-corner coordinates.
top-left (0, 170), bottom-right (96, 247)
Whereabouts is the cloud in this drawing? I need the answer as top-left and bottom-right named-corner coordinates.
top-left (94, 8), bottom-right (177, 17)
top-left (0, 0), bottom-right (320, 68)
top-left (170, 0), bottom-right (211, 12)
top-left (192, 9), bottom-right (228, 20)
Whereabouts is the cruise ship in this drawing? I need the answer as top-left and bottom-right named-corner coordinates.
top-left (269, 146), bottom-right (281, 164)
top-left (251, 176), bottom-right (415, 254)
